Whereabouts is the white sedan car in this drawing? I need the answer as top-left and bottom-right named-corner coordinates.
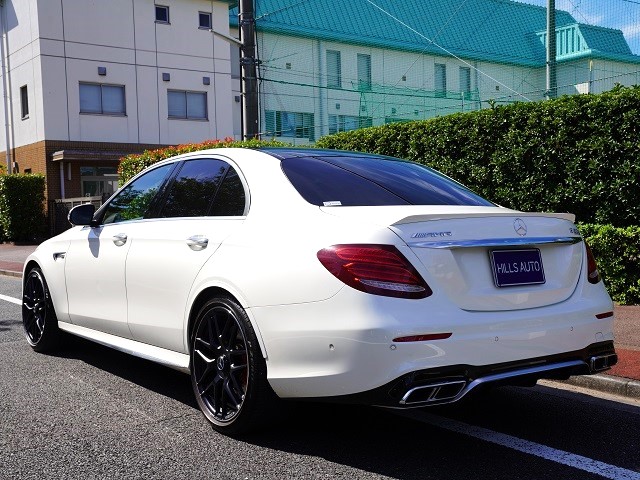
top-left (23, 148), bottom-right (617, 434)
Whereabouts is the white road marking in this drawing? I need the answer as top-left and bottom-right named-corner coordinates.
top-left (0, 293), bottom-right (21, 305)
top-left (402, 411), bottom-right (640, 480)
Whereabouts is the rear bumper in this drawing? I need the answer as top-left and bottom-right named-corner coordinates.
top-left (252, 281), bottom-right (615, 399)
top-left (305, 341), bottom-right (617, 408)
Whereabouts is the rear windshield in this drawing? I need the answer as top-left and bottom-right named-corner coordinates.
top-left (281, 154), bottom-right (493, 207)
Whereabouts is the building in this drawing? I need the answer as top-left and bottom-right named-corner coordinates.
top-left (229, 0), bottom-right (640, 143)
top-left (0, 0), bottom-right (235, 232)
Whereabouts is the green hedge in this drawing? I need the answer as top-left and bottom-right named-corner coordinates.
top-left (0, 174), bottom-right (46, 242)
top-left (579, 223), bottom-right (640, 305)
top-left (317, 85), bottom-right (640, 228)
top-left (119, 137), bottom-right (290, 185)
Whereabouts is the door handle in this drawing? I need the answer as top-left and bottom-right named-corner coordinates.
top-left (113, 233), bottom-right (128, 246)
top-left (186, 235), bottom-right (209, 251)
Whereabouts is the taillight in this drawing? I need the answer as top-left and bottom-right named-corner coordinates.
top-left (317, 244), bottom-right (432, 299)
top-left (585, 241), bottom-right (601, 284)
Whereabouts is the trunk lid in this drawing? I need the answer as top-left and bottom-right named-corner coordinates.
top-left (321, 206), bottom-right (583, 311)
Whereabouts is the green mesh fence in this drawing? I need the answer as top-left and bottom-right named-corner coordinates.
top-left (241, 0), bottom-right (640, 142)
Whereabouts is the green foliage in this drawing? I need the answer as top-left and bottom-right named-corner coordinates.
top-left (317, 85), bottom-right (640, 227)
top-left (0, 174), bottom-right (46, 242)
top-left (118, 137), bottom-right (290, 185)
top-left (579, 223), bottom-right (640, 305)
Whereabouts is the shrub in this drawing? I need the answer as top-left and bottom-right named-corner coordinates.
top-left (0, 174), bottom-right (46, 242)
top-left (579, 223), bottom-right (640, 305)
top-left (119, 137), bottom-right (290, 184)
top-left (317, 85), bottom-right (640, 227)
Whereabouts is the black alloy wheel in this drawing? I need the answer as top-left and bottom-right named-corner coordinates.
top-left (22, 268), bottom-right (61, 352)
top-left (190, 296), bottom-right (274, 435)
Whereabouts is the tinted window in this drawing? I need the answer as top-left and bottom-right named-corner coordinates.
top-left (282, 156), bottom-right (408, 206)
top-left (160, 159), bottom-right (228, 218)
top-left (281, 155), bottom-right (492, 207)
top-left (102, 164), bottom-right (173, 224)
top-left (211, 168), bottom-right (246, 216)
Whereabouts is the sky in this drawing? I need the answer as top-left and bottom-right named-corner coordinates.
top-left (513, 0), bottom-right (640, 55)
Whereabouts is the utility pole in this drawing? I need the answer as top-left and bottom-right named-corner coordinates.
top-left (546, 0), bottom-right (557, 100)
top-left (239, 0), bottom-right (259, 139)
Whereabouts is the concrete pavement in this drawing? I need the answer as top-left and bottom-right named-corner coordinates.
top-left (1, 242), bottom-right (638, 399)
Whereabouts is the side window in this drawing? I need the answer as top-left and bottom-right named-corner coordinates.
top-left (159, 159), bottom-right (228, 218)
top-left (211, 167), bottom-right (246, 216)
top-left (101, 164), bottom-right (173, 224)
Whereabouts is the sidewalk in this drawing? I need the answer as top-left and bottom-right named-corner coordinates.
top-left (1, 242), bottom-right (639, 398)
top-left (0, 243), bottom-right (36, 278)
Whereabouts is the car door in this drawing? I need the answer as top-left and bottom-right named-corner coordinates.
top-left (125, 157), bottom-right (248, 353)
top-left (64, 163), bottom-right (175, 338)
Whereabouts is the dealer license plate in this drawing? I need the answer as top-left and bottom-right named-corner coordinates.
top-left (490, 249), bottom-right (545, 287)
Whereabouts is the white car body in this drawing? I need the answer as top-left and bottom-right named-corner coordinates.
top-left (23, 147), bottom-right (616, 431)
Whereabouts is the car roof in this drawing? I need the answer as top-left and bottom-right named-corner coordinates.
top-left (256, 147), bottom-right (404, 163)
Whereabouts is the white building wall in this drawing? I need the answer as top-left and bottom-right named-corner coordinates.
top-left (0, 0), bottom-right (234, 152)
top-left (0, 0), bottom-right (43, 152)
top-left (587, 59), bottom-right (640, 94)
top-left (255, 33), bottom-right (534, 141)
top-left (475, 62), bottom-right (546, 104)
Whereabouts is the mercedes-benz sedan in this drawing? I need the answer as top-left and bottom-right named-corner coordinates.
top-left (22, 148), bottom-right (617, 434)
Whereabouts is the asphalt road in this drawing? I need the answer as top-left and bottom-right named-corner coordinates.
top-left (1, 275), bottom-right (639, 480)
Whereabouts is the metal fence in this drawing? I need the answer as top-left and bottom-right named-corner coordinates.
top-left (49, 196), bottom-right (105, 237)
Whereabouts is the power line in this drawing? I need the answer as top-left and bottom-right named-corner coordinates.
top-left (362, 0), bottom-right (533, 101)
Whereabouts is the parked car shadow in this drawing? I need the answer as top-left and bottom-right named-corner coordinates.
top-left (50, 334), bottom-right (198, 409)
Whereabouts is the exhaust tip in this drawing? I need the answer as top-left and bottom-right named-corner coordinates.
top-left (590, 354), bottom-right (618, 372)
top-left (400, 380), bottom-right (467, 405)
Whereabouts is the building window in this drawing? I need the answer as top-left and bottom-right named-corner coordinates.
top-left (80, 166), bottom-right (119, 197)
top-left (155, 5), bottom-right (169, 24)
top-left (265, 110), bottom-right (314, 141)
top-left (435, 63), bottom-right (447, 97)
top-left (168, 90), bottom-right (208, 120)
top-left (328, 115), bottom-right (372, 134)
top-left (326, 50), bottom-right (341, 88)
top-left (79, 83), bottom-right (126, 115)
top-left (460, 66), bottom-right (471, 99)
top-left (199, 12), bottom-right (212, 29)
top-left (357, 54), bottom-right (371, 91)
top-left (20, 85), bottom-right (29, 119)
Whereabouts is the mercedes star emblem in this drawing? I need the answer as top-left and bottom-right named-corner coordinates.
top-left (514, 218), bottom-right (527, 236)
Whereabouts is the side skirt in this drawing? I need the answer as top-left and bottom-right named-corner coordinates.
top-left (58, 321), bottom-right (190, 373)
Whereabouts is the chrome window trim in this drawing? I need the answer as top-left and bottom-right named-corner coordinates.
top-left (408, 236), bottom-right (582, 249)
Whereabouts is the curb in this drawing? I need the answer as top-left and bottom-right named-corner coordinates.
top-left (556, 374), bottom-right (640, 399)
top-left (0, 269), bottom-right (22, 278)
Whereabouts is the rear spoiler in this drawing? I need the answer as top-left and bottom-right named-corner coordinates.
top-left (393, 211), bottom-right (576, 226)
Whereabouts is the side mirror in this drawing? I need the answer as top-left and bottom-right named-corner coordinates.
top-left (68, 203), bottom-right (96, 226)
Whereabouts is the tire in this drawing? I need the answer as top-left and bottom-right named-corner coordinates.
top-left (190, 296), bottom-right (275, 435)
top-left (22, 267), bottom-right (62, 353)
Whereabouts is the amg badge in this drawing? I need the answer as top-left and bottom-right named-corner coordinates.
top-left (411, 231), bottom-right (453, 239)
